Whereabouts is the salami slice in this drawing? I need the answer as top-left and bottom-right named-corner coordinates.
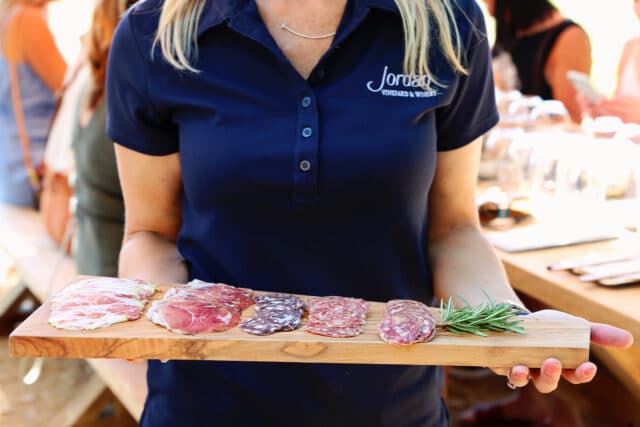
top-left (240, 293), bottom-right (306, 335)
top-left (147, 280), bottom-right (253, 335)
top-left (379, 299), bottom-right (436, 345)
top-left (306, 296), bottom-right (368, 338)
top-left (49, 278), bottom-right (156, 330)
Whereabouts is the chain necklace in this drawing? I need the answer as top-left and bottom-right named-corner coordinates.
top-left (280, 23), bottom-right (336, 39)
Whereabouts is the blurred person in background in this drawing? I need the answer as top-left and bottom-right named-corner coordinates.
top-left (582, 0), bottom-right (640, 124)
top-left (485, 0), bottom-right (592, 123)
top-left (72, 0), bottom-right (135, 276)
top-left (0, 0), bottom-right (67, 206)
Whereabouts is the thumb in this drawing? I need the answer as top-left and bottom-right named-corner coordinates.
top-left (590, 322), bottom-right (634, 349)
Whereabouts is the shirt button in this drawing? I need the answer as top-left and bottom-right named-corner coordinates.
top-left (302, 127), bottom-right (313, 138)
top-left (299, 160), bottom-right (311, 171)
top-left (301, 96), bottom-right (312, 108)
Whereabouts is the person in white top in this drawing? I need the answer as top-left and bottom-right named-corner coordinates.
top-left (586, 0), bottom-right (640, 123)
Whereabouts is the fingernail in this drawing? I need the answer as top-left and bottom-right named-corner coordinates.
top-left (584, 366), bottom-right (596, 376)
top-left (545, 364), bottom-right (560, 375)
top-left (514, 368), bottom-right (527, 378)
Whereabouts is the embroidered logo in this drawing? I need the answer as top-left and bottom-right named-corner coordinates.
top-left (366, 66), bottom-right (439, 98)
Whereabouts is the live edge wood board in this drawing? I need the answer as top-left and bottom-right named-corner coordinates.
top-left (9, 285), bottom-right (590, 368)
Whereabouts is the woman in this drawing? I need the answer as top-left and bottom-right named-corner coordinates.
top-left (0, 0), bottom-right (66, 206)
top-left (485, 0), bottom-right (592, 123)
top-left (586, 0), bottom-right (640, 123)
top-left (72, 0), bottom-right (135, 277)
top-left (106, 1), bottom-right (632, 426)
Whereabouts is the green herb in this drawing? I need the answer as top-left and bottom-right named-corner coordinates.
top-left (438, 297), bottom-right (526, 337)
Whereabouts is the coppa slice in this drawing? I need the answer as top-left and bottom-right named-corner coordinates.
top-left (147, 280), bottom-right (253, 335)
top-left (240, 293), bottom-right (306, 336)
top-left (306, 296), bottom-right (369, 338)
top-left (379, 299), bottom-right (436, 345)
top-left (49, 278), bottom-right (156, 330)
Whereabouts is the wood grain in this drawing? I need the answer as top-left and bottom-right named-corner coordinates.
top-left (498, 234), bottom-right (640, 340)
top-left (9, 284), bottom-right (590, 368)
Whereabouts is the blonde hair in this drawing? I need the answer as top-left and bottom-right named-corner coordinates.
top-left (154, 0), bottom-right (468, 87)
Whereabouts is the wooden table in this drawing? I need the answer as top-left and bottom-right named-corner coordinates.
top-left (0, 204), bottom-right (147, 421)
top-left (496, 235), bottom-right (640, 398)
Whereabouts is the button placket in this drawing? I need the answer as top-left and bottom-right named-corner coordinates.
top-left (292, 91), bottom-right (319, 206)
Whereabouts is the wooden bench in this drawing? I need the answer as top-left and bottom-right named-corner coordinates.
top-left (0, 204), bottom-right (147, 422)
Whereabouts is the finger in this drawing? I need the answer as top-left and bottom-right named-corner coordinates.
top-left (507, 365), bottom-right (530, 388)
top-left (532, 358), bottom-right (562, 393)
top-left (562, 362), bottom-right (597, 385)
top-left (490, 367), bottom-right (509, 376)
top-left (590, 323), bottom-right (634, 349)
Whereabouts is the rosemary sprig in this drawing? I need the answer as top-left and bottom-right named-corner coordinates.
top-left (438, 297), bottom-right (527, 337)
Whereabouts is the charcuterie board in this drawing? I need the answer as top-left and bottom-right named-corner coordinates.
top-left (9, 283), bottom-right (590, 368)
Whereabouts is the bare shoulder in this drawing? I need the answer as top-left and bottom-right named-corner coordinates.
top-left (8, 4), bottom-right (46, 25)
top-left (554, 24), bottom-right (591, 53)
top-left (3, 4), bottom-right (48, 37)
top-left (1, 5), bottom-right (46, 59)
top-left (547, 24), bottom-right (591, 73)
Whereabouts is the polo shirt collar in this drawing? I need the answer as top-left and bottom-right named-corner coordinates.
top-left (197, 0), bottom-right (245, 37)
top-left (196, 0), bottom-right (400, 38)
top-left (365, 0), bottom-right (400, 14)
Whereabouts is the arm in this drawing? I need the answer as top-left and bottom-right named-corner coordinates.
top-left (545, 26), bottom-right (592, 123)
top-left (614, 40), bottom-right (634, 97)
top-left (428, 138), bottom-right (521, 306)
top-left (427, 138), bottom-right (632, 392)
top-left (19, 6), bottom-right (67, 92)
top-left (115, 145), bottom-right (188, 284)
top-left (591, 95), bottom-right (640, 123)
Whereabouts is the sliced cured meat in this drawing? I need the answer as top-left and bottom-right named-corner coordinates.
top-left (306, 296), bottom-right (368, 338)
top-left (240, 293), bottom-right (306, 336)
top-left (379, 299), bottom-right (436, 345)
top-left (148, 301), bottom-right (240, 335)
top-left (49, 278), bottom-right (156, 330)
top-left (147, 280), bottom-right (253, 335)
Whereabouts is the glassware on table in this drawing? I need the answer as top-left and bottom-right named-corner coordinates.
top-left (530, 100), bottom-right (571, 131)
top-left (494, 132), bottom-right (534, 218)
top-left (479, 127), bottom-right (525, 180)
top-left (616, 123), bottom-right (640, 144)
top-left (591, 115), bottom-right (624, 139)
top-left (539, 134), bottom-right (609, 223)
top-left (499, 94), bottom-right (542, 129)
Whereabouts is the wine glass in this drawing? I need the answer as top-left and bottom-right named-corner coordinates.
top-left (495, 133), bottom-right (532, 218)
top-left (531, 100), bottom-right (571, 131)
top-left (479, 127), bottom-right (525, 180)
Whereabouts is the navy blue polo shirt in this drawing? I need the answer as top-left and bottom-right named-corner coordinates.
top-left (106, 0), bottom-right (498, 426)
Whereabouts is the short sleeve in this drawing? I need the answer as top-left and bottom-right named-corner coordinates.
top-left (105, 11), bottom-right (179, 155)
top-left (436, 1), bottom-right (499, 151)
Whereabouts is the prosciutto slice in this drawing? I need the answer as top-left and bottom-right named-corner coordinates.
top-left (379, 299), bottom-right (436, 345)
top-left (49, 278), bottom-right (156, 330)
top-left (306, 296), bottom-right (369, 338)
top-left (147, 280), bottom-right (253, 335)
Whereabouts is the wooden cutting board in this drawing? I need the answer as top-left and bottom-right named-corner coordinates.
top-left (9, 284), bottom-right (590, 368)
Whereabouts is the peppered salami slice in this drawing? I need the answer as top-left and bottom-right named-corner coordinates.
top-left (254, 293), bottom-right (307, 311)
top-left (239, 293), bottom-right (306, 336)
top-left (306, 296), bottom-right (369, 338)
top-left (379, 299), bottom-right (436, 345)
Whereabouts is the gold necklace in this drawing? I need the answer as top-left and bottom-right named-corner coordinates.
top-left (280, 23), bottom-right (336, 39)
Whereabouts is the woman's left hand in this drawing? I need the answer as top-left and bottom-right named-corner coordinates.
top-left (491, 309), bottom-right (634, 393)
